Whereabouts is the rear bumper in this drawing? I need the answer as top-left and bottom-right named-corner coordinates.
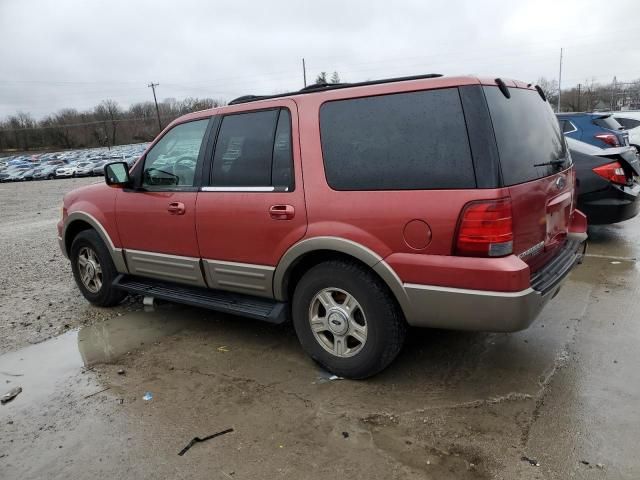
top-left (578, 183), bottom-right (640, 224)
top-left (402, 239), bottom-right (585, 332)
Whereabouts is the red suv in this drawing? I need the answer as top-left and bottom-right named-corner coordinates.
top-left (58, 74), bottom-right (587, 378)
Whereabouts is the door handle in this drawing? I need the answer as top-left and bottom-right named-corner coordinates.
top-left (269, 204), bottom-right (295, 220)
top-left (167, 201), bottom-right (186, 215)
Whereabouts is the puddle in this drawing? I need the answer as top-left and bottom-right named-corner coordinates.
top-left (0, 306), bottom-right (205, 414)
top-left (587, 222), bottom-right (640, 261)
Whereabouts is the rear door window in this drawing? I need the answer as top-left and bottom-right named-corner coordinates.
top-left (484, 86), bottom-right (570, 186)
top-left (210, 108), bottom-right (293, 189)
top-left (319, 88), bottom-right (475, 190)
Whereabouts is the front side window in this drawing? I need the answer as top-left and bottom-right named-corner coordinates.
top-left (142, 119), bottom-right (209, 188)
top-left (210, 108), bottom-right (293, 189)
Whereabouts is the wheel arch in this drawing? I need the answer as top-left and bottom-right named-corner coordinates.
top-left (273, 237), bottom-right (411, 317)
top-left (63, 212), bottom-right (128, 273)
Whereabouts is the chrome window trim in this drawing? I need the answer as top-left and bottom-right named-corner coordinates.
top-left (200, 186), bottom-right (278, 192)
top-left (562, 120), bottom-right (578, 134)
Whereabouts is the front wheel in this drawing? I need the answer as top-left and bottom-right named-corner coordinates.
top-left (70, 230), bottom-right (126, 307)
top-left (292, 260), bottom-right (406, 379)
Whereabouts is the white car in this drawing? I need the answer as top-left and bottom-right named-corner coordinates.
top-left (611, 112), bottom-right (640, 151)
top-left (74, 162), bottom-right (96, 177)
top-left (55, 165), bottom-right (76, 178)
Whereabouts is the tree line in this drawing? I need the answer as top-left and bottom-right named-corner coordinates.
top-left (4, 72), bottom-right (637, 153)
top-left (536, 77), bottom-right (640, 112)
top-left (0, 97), bottom-right (223, 152)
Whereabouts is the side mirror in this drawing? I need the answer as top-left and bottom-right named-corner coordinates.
top-left (104, 162), bottom-right (131, 187)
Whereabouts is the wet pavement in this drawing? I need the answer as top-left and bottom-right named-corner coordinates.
top-left (1, 179), bottom-right (640, 479)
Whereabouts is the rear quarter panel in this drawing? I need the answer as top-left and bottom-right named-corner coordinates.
top-left (294, 80), bottom-right (508, 259)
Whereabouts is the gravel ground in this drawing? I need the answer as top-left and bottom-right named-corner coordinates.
top-left (0, 177), bottom-right (138, 354)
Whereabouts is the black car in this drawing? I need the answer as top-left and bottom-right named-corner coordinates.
top-left (567, 137), bottom-right (640, 224)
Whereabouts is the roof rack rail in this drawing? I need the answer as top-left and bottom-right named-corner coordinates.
top-left (228, 73), bottom-right (443, 105)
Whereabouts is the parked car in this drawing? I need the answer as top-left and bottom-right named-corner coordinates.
top-left (74, 162), bottom-right (96, 177)
top-left (20, 168), bottom-right (37, 181)
top-left (58, 75), bottom-right (587, 378)
top-left (91, 160), bottom-right (108, 176)
top-left (566, 137), bottom-right (640, 224)
top-left (55, 164), bottom-right (77, 178)
top-left (610, 111), bottom-right (640, 152)
top-left (33, 165), bottom-right (58, 180)
top-left (557, 112), bottom-right (629, 149)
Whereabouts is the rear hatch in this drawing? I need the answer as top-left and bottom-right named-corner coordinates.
top-left (483, 85), bottom-right (574, 272)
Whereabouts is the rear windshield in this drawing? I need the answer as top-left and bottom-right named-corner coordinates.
top-left (320, 88), bottom-right (475, 190)
top-left (593, 115), bottom-right (623, 131)
top-left (484, 86), bottom-right (570, 186)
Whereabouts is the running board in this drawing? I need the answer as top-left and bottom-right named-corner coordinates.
top-left (113, 275), bottom-right (288, 324)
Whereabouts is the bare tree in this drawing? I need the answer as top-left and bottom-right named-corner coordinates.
top-left (94, 99), bottom-right (121, 147)
top-left (536, 77), bottom-right (559, 106)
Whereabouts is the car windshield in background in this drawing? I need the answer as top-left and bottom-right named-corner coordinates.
top-left (593, 115), bottom-right (623, 131)
top-left (483, 86), bottom-right (570, 186)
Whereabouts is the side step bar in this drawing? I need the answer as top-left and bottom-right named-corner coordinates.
top-left (113, 275), bottom-right (288, 324)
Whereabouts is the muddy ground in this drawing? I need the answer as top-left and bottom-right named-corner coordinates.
top-left (1, 177), bottom-right (639, 479)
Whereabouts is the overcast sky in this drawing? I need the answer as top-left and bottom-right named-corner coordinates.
top-left (1, 0), bottom-right (639, 119)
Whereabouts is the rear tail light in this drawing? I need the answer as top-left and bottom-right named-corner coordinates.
top-left (594, 133), bottom-right (620, 147)
top-left (455, 198), bottom-right (513, 257)
top-left (593, 161), bottom-right (628, 185)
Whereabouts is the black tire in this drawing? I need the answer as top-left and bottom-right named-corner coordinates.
top-left (292, 260), bottom-right (406, 379)
top-left (70, 229), bottom-right (126, 307)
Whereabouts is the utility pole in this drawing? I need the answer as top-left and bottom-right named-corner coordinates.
top-left (557, 48), bottom-right (563, 113)
top-left (577, 83), bottom-right (581, 111)
top-left (610, 76), bottom-right (617, 111)
top-left (302, 58), bottom-right (307, 87)
top-left (148, 82), bottom-right (162, 132)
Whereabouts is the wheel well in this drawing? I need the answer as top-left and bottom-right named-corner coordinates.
top-left (283, 250), bottom-right (398, 306)
top-left (64, 220), bottom-right (93, 254)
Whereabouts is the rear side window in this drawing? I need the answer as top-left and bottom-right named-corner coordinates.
top-left (593, 115), bottom-right (623, 131)
top-left (615, 117), bottom-right (640, 129)
top-left (484, 86), bottom-right (569, 186)
top-left (210, 108), bottom-right (293, 189)
top-left (320, 88), bottom-right (475, 190)
top-left (561, 120), bottom-right (577, 133)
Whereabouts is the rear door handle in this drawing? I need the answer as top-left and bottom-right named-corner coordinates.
top-left (269, 204), bottom-right (295, 220)
top-left (168, 201), bottom-right (186, 215)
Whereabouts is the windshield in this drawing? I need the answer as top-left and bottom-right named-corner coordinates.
top-left (484, 86), bottom-right (571, 186)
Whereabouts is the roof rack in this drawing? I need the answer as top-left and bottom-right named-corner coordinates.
top-left (228, 73), bottom-right (443, 105)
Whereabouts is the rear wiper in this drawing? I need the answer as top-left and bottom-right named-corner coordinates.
top-left (534, 159), bottom-right (565, 168)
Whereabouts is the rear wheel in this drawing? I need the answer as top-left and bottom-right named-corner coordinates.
top-left (292, 260), bottom-right (406, 379)
top-left (70, 230), bottom-right (126, 307)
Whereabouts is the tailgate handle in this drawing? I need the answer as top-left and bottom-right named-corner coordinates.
top-left (269, 204), bottom-right (295, 220)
